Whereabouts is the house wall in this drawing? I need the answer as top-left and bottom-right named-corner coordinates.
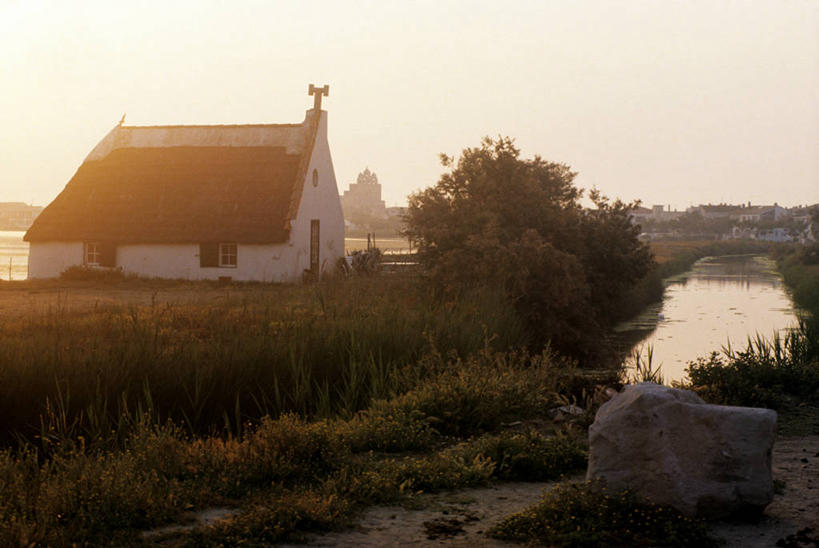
top-left (117, 243), bottom-right (302, 282)
top-left (287, 110), bottom-right (346, 278)
top-left (29, 242), bottom-right (306, 282)
top-left (28, 242), bottom-right (84, 278)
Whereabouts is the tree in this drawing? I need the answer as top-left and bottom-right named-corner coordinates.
top-left (405, 137), bottom-right (652, 355)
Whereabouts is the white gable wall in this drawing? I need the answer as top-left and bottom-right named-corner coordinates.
top-left (287, 110), bottom-right (346, 277)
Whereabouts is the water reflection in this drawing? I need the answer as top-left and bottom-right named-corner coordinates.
top-left (0, 231), bottom-right (28, 281)
top-left (616, 255), bottom-right (799, 383)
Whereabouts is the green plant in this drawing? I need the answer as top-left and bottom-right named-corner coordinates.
top-left (59, 264), bottom-right (126, 282)
top-left (489, 480), bottom-right (719, 547)
top-left (686, 322), bottom-right (819, 409)
top-left (453, 430), bottom-right (587, 481)
top-left (405, 136), bottom-right (653, 355)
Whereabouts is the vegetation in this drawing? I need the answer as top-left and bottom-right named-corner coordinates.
top-left (0, 345), bottom-right (590, 546)
top-left (489, 480), bottom-right (718, 548)
top-left (405, 137), bottom-right (652, 357)
top-left (684, 244), bottom-right (819, 431)
top-left (0, 277), bottom-right (527, 448)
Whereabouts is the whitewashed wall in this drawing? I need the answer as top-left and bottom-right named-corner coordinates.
top-left (30, 242), bottom-right (304, 282)
top-left (117, 243), bottom-right (302, 282)
top-left (27, 242), bottom-right (83, 278)
top-left (289, 110), bottom-right (346, 277)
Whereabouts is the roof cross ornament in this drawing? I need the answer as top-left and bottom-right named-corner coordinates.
top-left (308, 84), bottom-right (329, 111)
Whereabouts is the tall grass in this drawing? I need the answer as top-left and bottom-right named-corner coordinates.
top-left (686, 320), bottom-right (819, 409)
top-left (0, 277), bottom-right (527, 449)
top-left (0, 347), bottom-right (589, 546)
top-left (686, 245), bottom-right (819, 411)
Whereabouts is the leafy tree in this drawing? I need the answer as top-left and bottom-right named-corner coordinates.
top-left (405, 137), bottom-right (653, 356)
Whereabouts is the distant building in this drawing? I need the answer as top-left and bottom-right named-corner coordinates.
top-left (0, 202), bottom-right (43, 230)
top-left (687, 204), bottom-right (744, 219)
top-left (25, 85), bottom-right (344, 282)
top-left (734, 204), bottom-right (788, 223)
top-left (756, 227), bottom-right (793, 243)
top-left (629, 204), bottom-right (682, 224)
top-left (340, 168), bottom-right (387, 220)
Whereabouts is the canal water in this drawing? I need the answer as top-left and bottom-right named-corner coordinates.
top-left (615, 254), bottom-right (800, 383)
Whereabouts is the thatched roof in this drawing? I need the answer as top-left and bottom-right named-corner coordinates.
top-left (26, 113), bottom-right (319, 244)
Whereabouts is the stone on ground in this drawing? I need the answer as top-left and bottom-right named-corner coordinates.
top-left (586, 382), bottom-right (776, 519)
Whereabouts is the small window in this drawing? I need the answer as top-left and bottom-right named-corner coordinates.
top-left (312, 168), bottom-right (319, 187)
top-left (85, 242), bottom-right (101, 266)
top-left (219, 243), bottom-right (237, 267)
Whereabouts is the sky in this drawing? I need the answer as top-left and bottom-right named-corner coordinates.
top-left (1, 0), bottom-right (817, 210)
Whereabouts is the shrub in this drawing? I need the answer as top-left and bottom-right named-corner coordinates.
top-left (489, 480), bottom-right (719, 548)
top-left (385, 350), bottom-right (562, 437)
top-left (686, 324), bottom-right (819, 409)
top-left (187, 489), bottom-right (351, 545)
top-left (59, 265), bottom-right (125, 282)
top-left (341, 405), bottom-right (439, 453)
top-left (454, 431), bottom-right (587, 481)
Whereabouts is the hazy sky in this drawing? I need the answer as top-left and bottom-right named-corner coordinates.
top-left (1, 0), bottom-right (817, 209)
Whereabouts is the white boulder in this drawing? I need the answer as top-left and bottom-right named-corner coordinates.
top-left (587, 382), bottom-right (776, 519)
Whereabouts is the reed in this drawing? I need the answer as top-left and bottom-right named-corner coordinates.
top-left (0, 277), bottom-right (527, 449)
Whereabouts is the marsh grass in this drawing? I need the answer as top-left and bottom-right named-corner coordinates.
top-left (489, 480), bottom-right (719, 547)
top-left (0, 277), bottom-right (527, 449)
top-left (623, 345), bottom-right (665, 385)
top-left (683, 249), bottom-right (819, 431)
top-left (686, 319), bottom-right (819, 409)
top-left (0, 348), bottom-right (589, 546)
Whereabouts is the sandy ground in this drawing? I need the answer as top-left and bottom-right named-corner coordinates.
top-left (710, 435), bottom-right (819, 548)
top-left (281, 436), bottom-right (819, 547)
top-left (281, 478), bottom-right (583, 548)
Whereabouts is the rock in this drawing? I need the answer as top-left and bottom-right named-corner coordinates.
top-left (547, 404), bottom-right (585, 422)
top-left (587, 382), bottom-right (776, 519)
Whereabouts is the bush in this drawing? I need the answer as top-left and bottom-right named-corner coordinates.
top-left (686, 323), bottom-right (819, 409)
top-left (59, 265), bottom-right (126, 282)
top-left (454, 431), bottom-right (587, 481)
top-left (405, 137), bottom-right (653, 355)
top-left (385, 350), bottom-right (562, 437)
top-left (489, 480), bottom-right (719, 548)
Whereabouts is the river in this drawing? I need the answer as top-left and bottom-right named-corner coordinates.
top-left (615, 254), bottom-right (800, 383)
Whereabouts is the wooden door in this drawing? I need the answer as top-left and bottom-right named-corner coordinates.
top-left (310, 220), bottom-right (320, 275)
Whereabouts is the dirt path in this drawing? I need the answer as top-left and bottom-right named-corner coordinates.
top-left (281, 477), bottom-right (582, 547)
top-left (284, 437), bottom-right (819, 547)
top-left (710, 435), bottom-right (819, 548)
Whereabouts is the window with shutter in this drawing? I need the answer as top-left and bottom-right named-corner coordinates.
top-left (99, 243), bottom-right (117, 267)
top-left (200, 243), bottom-right (219, 267)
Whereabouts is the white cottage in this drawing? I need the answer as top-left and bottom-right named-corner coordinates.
top-left (25, 85), bottom-right (344, 282)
